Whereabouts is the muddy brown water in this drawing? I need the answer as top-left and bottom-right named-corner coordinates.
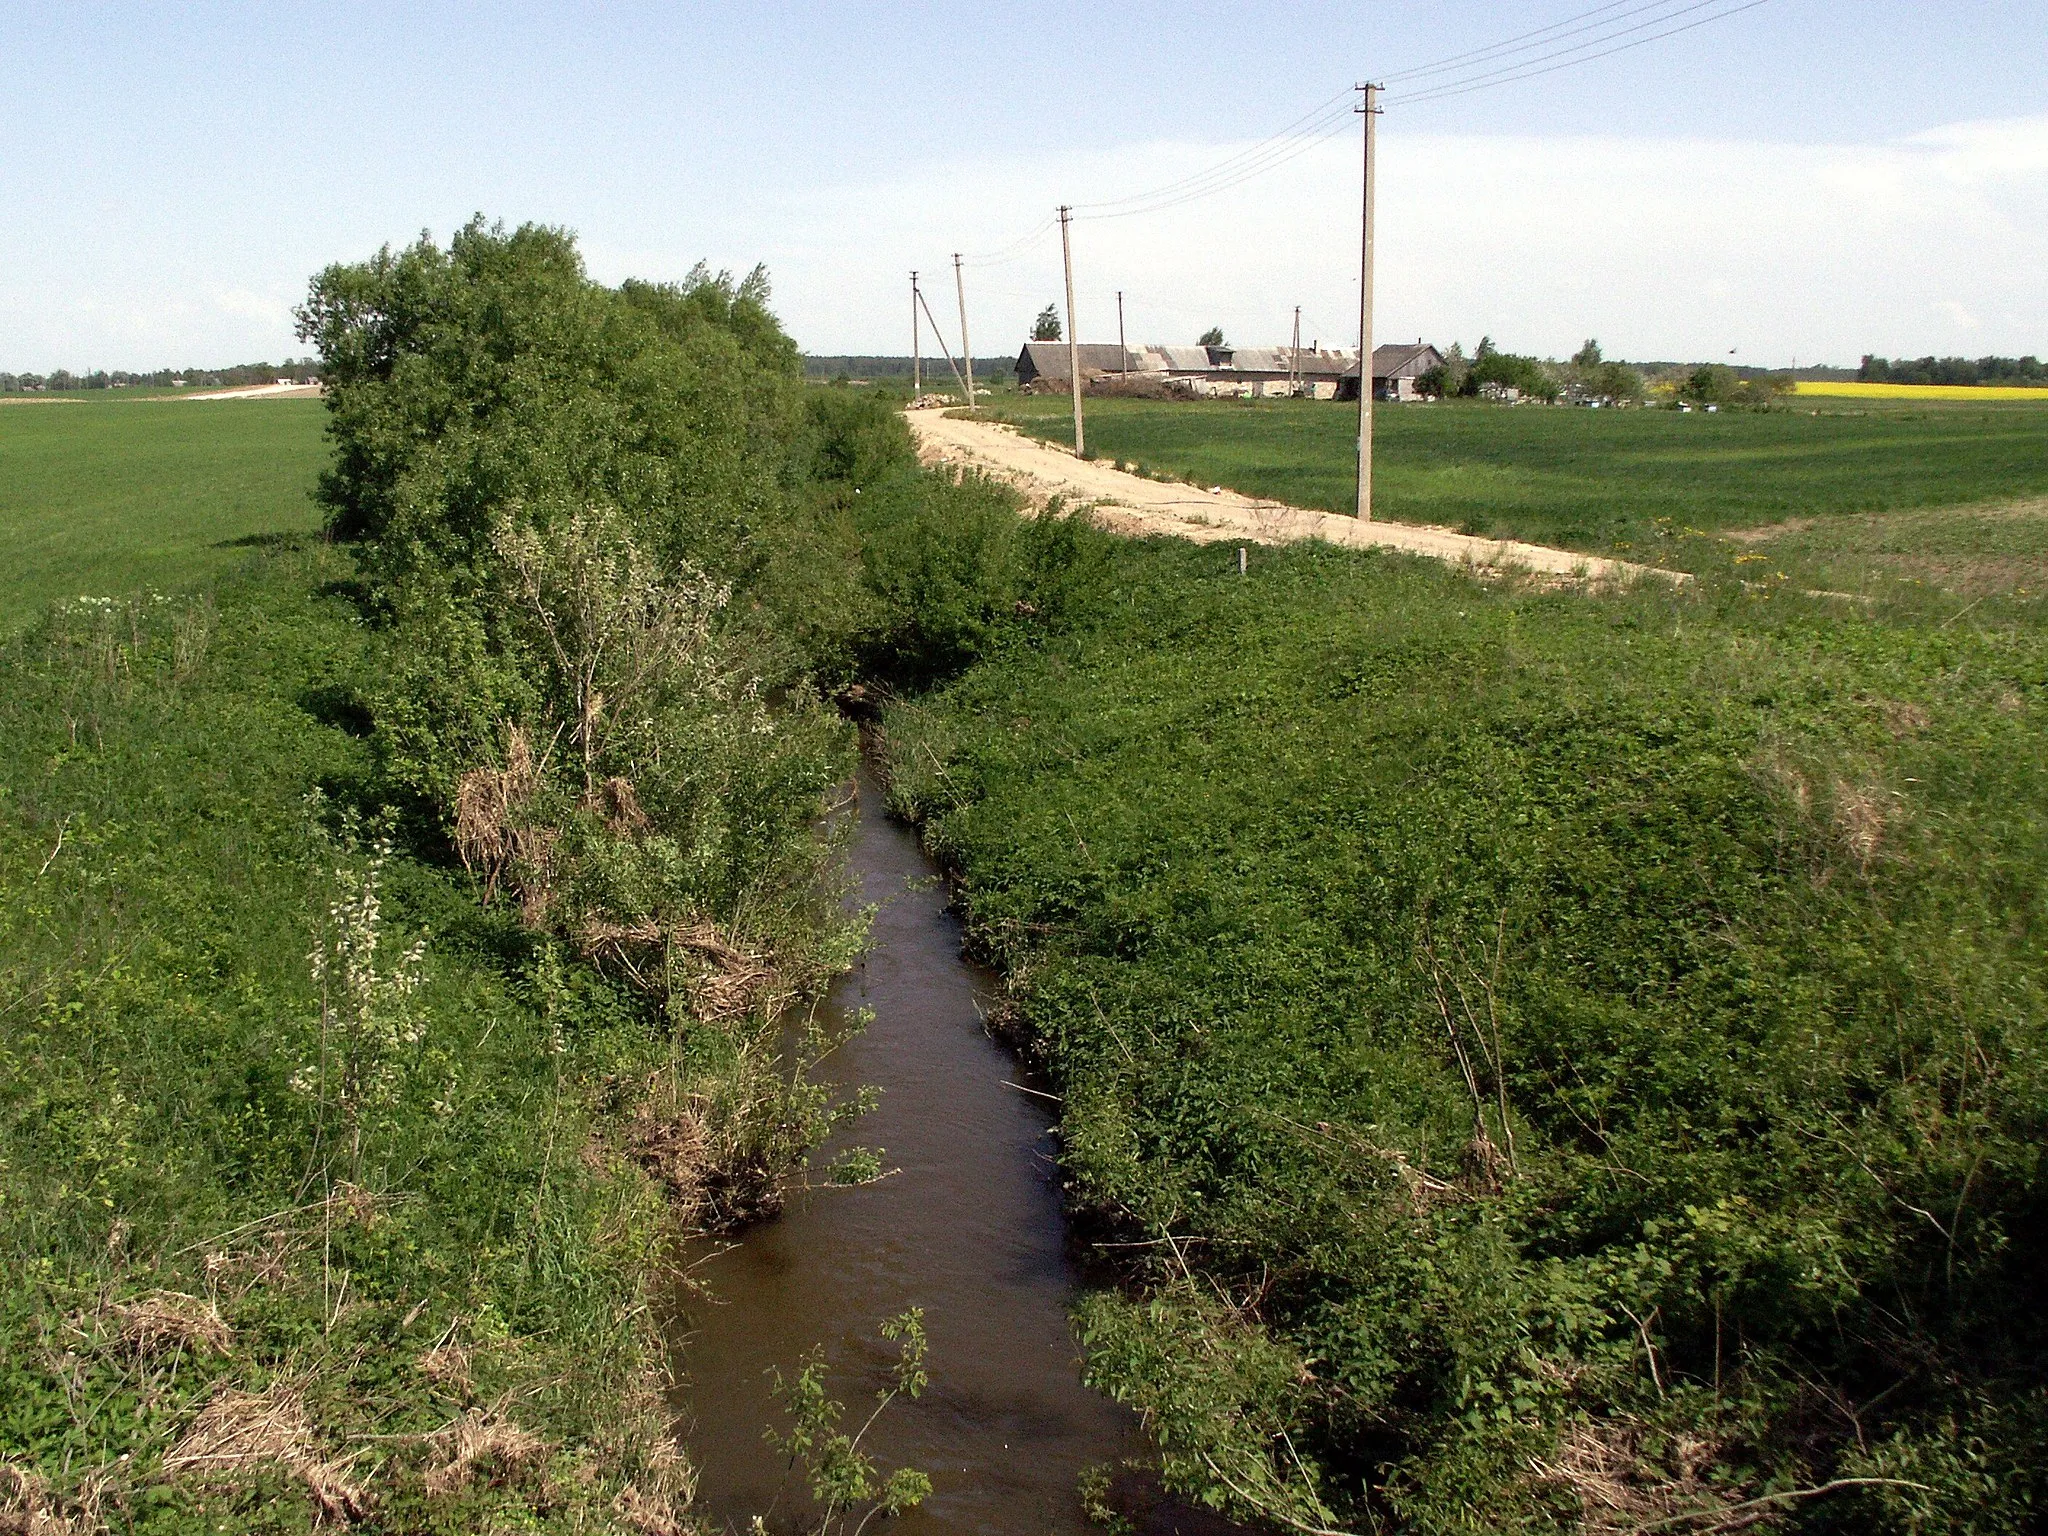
top-left (670, 770), bottom-right (1155, 1535)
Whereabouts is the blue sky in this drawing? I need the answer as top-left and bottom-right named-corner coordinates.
top-left (3, 2), bottom-right (2045, 370)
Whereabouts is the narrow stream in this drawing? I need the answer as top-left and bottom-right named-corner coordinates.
top-left (672, 768), bottom-right (1151, 1535)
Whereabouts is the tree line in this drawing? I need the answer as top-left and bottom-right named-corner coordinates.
top-left (0, 357), bottom-right (323, 393)
top-left (1859, 352), bottom-right (2046, 387)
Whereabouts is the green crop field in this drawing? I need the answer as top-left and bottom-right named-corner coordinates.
top-left (0, 399), bottom-right (327, 631)
top-left (981, 394), bottom-right (2048, 590)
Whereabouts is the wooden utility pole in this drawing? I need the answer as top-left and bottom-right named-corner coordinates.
top-left (1355, 82), bottom-right (1381, 521)
top-left (1118, 289), bottom-right (1128, 376)
top-left (953, 253), bottom-right (975, 408)
top-left (910, 271), bottom-right (921, 394)
top-left (1059, 206), bottom-right (1085, 457)
top-left (1290, 305), bottom-right (1302, 396)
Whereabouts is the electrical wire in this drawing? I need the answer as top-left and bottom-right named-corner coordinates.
top-left (1078, 102), bottom-right (1360, 221)
top-left (1069, 0), bottom-right (1769, 222)
top-left (1072, 84), bottom-right (1358, 213)
top-left (1382, 0), bottom-right (1709, 86)
top-left (960, 213), bottom-right (1059, 269)
top-left (1396, 0), bottom-right (1771, 106)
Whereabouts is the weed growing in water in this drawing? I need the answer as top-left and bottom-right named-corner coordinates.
top-left (768, 1309), bottom-right (934, 1536)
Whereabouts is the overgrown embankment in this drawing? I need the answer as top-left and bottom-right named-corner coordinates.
top-left (868, 498), bottom-right (2048, 1533)
top-left (1, 222), bottom-right (910, 1532)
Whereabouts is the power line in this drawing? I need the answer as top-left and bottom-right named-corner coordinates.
top-left (1383, 0), bottom-right (1709, 86)
top-left (1077, 103), bottom-right (1360, 221)
top-left (1058, 0), bottom-right (1767, 226)
top-left (1072, 84), bottom-right (1358, 214)
top-left (1396, 0), bottom-right (1771, 106)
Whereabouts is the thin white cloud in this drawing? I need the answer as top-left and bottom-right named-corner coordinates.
top-left (760, 113), bottom-right (2048, 366)
top-left (5, 115), bottom-right (2043, 370)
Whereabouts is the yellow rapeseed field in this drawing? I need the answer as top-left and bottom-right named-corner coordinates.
top-left (1795, 380), bottom-right (2048, 401)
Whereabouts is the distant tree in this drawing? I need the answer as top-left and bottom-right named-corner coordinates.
top-left (1198, 326), bottom-right (1227, 347)
top-left (1678, 363), bottom-right (1789, 408)
top-left (1861, 352), bottom-right (2046, 387)
top-left (1417, 341), bottom-right (1470, 400)
top-left (1462, 345), bottom-right (1556, 402)
top-left (1573, 338), bottom-right (1603, 368)
top-left (1589, 360), bottom-right (1646, 403)
top-left (1032, 304), bottom-right (1062, 342)
top-left (1681, 364), bottom-right (1740, 404)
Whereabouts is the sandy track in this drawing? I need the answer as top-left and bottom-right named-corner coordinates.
top-left (184, 383), bottom-right (324, 400)
top-left (906, 408), bottom-right (1683, 586)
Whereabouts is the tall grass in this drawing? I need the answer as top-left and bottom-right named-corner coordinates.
top-left (0, 550), bottom-right (691, 1530)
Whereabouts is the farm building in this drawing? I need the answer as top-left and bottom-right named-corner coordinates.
top-left (1014, 339), bottom-right (1444, 400)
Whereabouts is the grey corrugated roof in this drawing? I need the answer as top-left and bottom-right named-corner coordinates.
top-left (1017, 341), bottom-right (1135, 380)
top-left (1371, 343), bottom-right (1442, 377)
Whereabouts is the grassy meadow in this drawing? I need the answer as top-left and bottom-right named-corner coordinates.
top-left (0, 398), bottom-right (328, 631)
top-left (861, 430), bottom-right (2048, 1530)
top-left (979, 393), bottom-right (2048, 593)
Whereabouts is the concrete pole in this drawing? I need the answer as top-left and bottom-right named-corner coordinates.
top-left (1291, 305), bottom-right (1302, 396)
top-left (1355, 82), bottom-right (1380, 521)
top-left (953, 253), bottom-right (975, 408)
top-left (910, 272), bottom-right (921, 394)
top-left (917, 287), bottom-right (969, 398)
top-left (1060, 206), bottom-right (1085, 457)
top-left (1118, 289), bottom-right (1127, 376)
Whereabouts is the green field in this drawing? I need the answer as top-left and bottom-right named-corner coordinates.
top-left (982, 394), bottom-right (2048, 590)
top-left (0, 399), bottom-right (327, 630)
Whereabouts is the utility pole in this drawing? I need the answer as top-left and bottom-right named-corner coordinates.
top-left (1059, 206), bottom-right (1085, 457)
top-left (953, 253), bottom-right (975, 408)
top-left (1355, 82), bottom-right (1381, 521)
top-left (910, 271), bottom-right (921, 394)
top-left (1290, 305), bottom-right (1302, 397)
top-left (1118, 289), bottom-right (1128, 376)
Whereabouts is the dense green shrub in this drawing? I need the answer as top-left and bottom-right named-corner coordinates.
top-left (878, 526), bottom-right (2048, 1533)
top-left (297, 219), bottom-right (873, 1020)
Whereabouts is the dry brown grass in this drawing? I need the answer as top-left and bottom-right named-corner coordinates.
top-left (421, 1409), bottom-right (545, 1497)
top-left (417, 1341), bottom-right (474, 1398)
top-left (576, 916), bottom-right (775, 1022)
top-left (454, 727), bottom-right (559, 924)
top-left (610, 1431), bottom-right (694, 1536)
top-left (1529, 1418), bottom-right (1748, 1534)
top-left (626, 1068), bottom-right (787, 1232)
top-left (107, 1291), bottom-right (232, 1359)
top-left (1831, 780), bottom-right (1897, 873)
top-left (164, 1382), bottom-right (366, 1523)
top-left (0, 1461), bottom-right (104, 1536)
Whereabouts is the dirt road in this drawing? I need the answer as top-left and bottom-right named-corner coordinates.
top-left (906, 408), bottom-right (1682, 585)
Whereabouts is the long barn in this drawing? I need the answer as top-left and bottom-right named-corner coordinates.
top-left (1014, 340), bottom-right (1443, 400)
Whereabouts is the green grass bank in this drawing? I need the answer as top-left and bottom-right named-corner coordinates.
top-left (0, 399), bottom-right (328, 631)
top-left (866, 495), bottom-right (2048, 1533)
